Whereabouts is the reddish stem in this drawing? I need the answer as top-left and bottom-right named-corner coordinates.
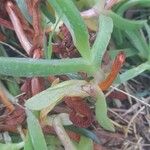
top-left (6, 1), bottom-right (32, 55)
top-left (99, 52), bottom-right (125, 91)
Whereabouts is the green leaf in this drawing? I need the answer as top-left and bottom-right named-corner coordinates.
top-left (119, 61), bottom-right (150, 83)
top-left (24, 133), bottom-right (34, 150)
top-left (77, 136), bottom-right (93, 150)
top-left (91, 14), bottom-right (113, 67)
top-left (0, 57), bottom-right (95, 77)
top-left (125, 30), bottom-right (149, 59)
top-left (95, 87), bottom-right (115, 132)
top-left (0, 142), bottom-right (24, 150)
top-left (4, 78), bottom-right (20, 96)
top-left (144, 23), bottom-right (150, 47)
top-left (48, 0), bottom-right (91, 60)
top-left (109, 11), bottom-right (146, 30)
top-left (40, 1), bottom-right (56, 23)
top-left (26, 110), bottom-right (48, 150)
top-left (25, 80), bottom-right (89, 110)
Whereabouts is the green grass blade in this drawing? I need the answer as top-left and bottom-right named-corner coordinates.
top-left (125, 30), bottom-right (149, 59)
top-left (119, 61), bottom-right (150, 83)
top-left (144, 23), bottom-right (150, 47)
top-left (109, 11), bottom-right (146, 30)
top-left (26, 110), bottom-right (48, 150)
top-left (91, 14), bottom-right (113, 67)
top-left (40, 1), bottom-right (56, 23)
top-left (48, 0), bottom-right (91, 60)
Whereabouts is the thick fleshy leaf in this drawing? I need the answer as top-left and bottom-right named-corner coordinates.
top-left (26, 110), bottom-right (48, 150)
top-left (0, 57), bottom-right (95, 77)
top-left (95, 87), bottom-right (115, 132)
top-left (25, 80), bottom-right (89, 110)
top-left (91, 14), bottom-right (113, 67)
top-left (48, 0), bottom-right (91, 60)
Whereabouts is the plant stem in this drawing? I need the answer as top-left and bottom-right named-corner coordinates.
top-left (6, 1), bottom-right (32, 55)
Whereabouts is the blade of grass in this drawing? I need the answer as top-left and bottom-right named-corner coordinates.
top-left (46, 16), bottom-right (61, 59)
top-left (125, 30), bottom-right (149, 59)
top-left (40, 1), bottom-right (56, 23)
top-left (109, 11), bottom-right (146, 30)
top-left (119, 61), bottom-right (150, 83)
top-left (4, 78), bottom-right (20, 96)
top-left (144, 23), bottom-right (150, 47)
top-left (26, 110), bottom-right (48, 150)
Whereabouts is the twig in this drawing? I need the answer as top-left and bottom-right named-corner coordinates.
top-left (110, 86), bottom-right (150, 107)
top-left (105, 84), bottom-right (120, 97)
top-left (17, 126), bottom-right (25, 141)
top-left (122, 103), bottom-right (139, 116)
top-left (0, 41), bottom-right (27, 57)
top-left (124, 82), bottom-right (133, 106)
top-left (108, 108), bottom-right (129, 124)
top-left (125, 106), bottom-right (145, 137)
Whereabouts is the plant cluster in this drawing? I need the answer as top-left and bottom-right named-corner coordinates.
top-left (0, 0), bottom-right (149, 149)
